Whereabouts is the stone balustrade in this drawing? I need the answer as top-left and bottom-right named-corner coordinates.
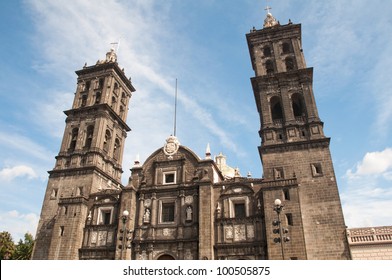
top-left (347, 226), bottom-right (392, 245)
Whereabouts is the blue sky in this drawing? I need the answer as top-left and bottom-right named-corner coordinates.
top-left (0, 0), bottom-right (391, 242)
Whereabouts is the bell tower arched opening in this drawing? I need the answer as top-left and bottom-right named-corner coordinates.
top-left (270, 96), bottom-right (283, 121)
top-left (291, 93), bottom-right (305, 118)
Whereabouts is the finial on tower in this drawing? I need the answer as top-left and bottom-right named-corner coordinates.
top-left (96, 46), bottom-right (117, 65)
top-left (105, 47), bottom-right (117, 63)
top-left (134, 154), bottom-right (141, 167)
top-left (263, 2), bottom-right (279, 28)
top-left (205, 143), bottom-right (211, 160)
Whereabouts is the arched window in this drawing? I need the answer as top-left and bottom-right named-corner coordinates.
top-left (282, 42), bottom-right (291, 54)
top-left (157, 254), bottom-right (175, 260)
top-left (81, 95), bottom-right (87, 107)
top-left (69, 128), bottom-right (79, 151)
top-left (103, 130), bottom-right (111, 152)
top-left (99, 78), bottom-right (104, 89)
top-left (85, 125), bottom-right (94, 149)
top-left (119, 105), bottom-right (125, 118)
top-left (121, 92), bottom-right (126, 104)
top-left (111, 96), bottom-right (117, 109)
top-left (285, 57), bottom-right (295, 71)
top-left (85, 81), bottom-right (91, 91)
top-left (266, 60), bottom-right (274, 74)
top-left (113, 82), bottom-right (119, 94)
top-left (95, 92), bottom-right (101, 104)
top-left (113, 138), bottom-right (121, 160)
top-left (291, 93), bottom-right (305, 118)
top-left (263, 46), bottom-right (271, 57)
top-left (270, 96), bottom-right (283, 120)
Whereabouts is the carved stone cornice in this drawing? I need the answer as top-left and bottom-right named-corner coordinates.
top-left (260, 137), bottom-right (330, 154)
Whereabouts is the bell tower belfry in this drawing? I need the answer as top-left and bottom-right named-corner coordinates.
top-left (246, 11), bottom-right (350, 259)
top-left (32, 48), bottom-right (136, 259)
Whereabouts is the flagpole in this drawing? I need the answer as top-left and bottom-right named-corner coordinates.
top-left (174, 78), bottom-right (178, 137)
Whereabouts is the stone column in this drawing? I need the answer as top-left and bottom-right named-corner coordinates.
top-left (150, 193), bottom-right (157, 239)
top-left (198, 179), bottom-right (214, 260)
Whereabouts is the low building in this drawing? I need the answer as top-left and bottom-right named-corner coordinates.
top-left (347, 226), bottom-right (392, 260)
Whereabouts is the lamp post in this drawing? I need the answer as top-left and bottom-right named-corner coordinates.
top-left (120, 210), bottom-right (129, 260)
top-left (273, 199), bottom-right (290, 260)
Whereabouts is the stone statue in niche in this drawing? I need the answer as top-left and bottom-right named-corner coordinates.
top-left (143, 208), bottom-right (151, 223)
top-left (186, 206), bottom-right (193, 222)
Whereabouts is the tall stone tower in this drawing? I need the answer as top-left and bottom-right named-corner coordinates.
top-left (32, 49), bottom-right (135, 259)
top-left (246, 12), bottom-right (350, 259)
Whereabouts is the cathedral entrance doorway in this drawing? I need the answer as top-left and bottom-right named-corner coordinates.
top-left (157, 254), bottom-right (175, 260)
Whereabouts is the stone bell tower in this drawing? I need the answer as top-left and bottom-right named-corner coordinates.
top-left (32, 48), bottom-right (135, 259)
top-left (246, 11), bottom-right (350, 259)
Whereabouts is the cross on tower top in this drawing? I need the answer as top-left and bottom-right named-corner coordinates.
top-left (263, 4), bottom-right (278, 28)
top-left (110, 41), bottom-right (119, 53)
top-left (264, 6), bottom-right (272, 14)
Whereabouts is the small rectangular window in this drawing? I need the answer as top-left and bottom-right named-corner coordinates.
top-left (60, 226), bottom-right (64, 236)
top-left (77, 186), bottom-right (84, 196)
top-left (274, 168), bottom-right (284, 180)
top-left (163, 172), bottom-right (176, 184)
top-left (103, 212), bottom-right (111, 225)
top-left (161, 203), bottom-right (175, 223)
top-left (99, 209), bottom-right (112, 225)
top-left (311, 163), bottom-right (323, 177)
top-left (286, 213), bottom-right (293, 226)
top-left (283, 189), bottom-right (290, 200)
top-left (50, 188), bottom-right (58, 199)
top-left (234, 203), bottom-right (246, 219)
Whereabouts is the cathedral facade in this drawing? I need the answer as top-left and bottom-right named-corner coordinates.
top-left (32, 12), bottom-right (350, 260)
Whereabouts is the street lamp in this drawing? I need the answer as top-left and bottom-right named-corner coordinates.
top-left (272, 199), bottom-right (290, 259)
top-left (120, 210), bottom-right (129, 260)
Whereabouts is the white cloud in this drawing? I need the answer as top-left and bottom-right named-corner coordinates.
top-left (346, 148), bottom-right (392, 180)
top-left (343, 198), bottom-right (392, 228)
top-left (341, 185), bottom-right (392, 227)
top-left (0, 210), bottom-right (39, 242)
top-left (0, 165), bottom-right (38, 182)
top-left (340, 148), bottom-right (392, 227)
